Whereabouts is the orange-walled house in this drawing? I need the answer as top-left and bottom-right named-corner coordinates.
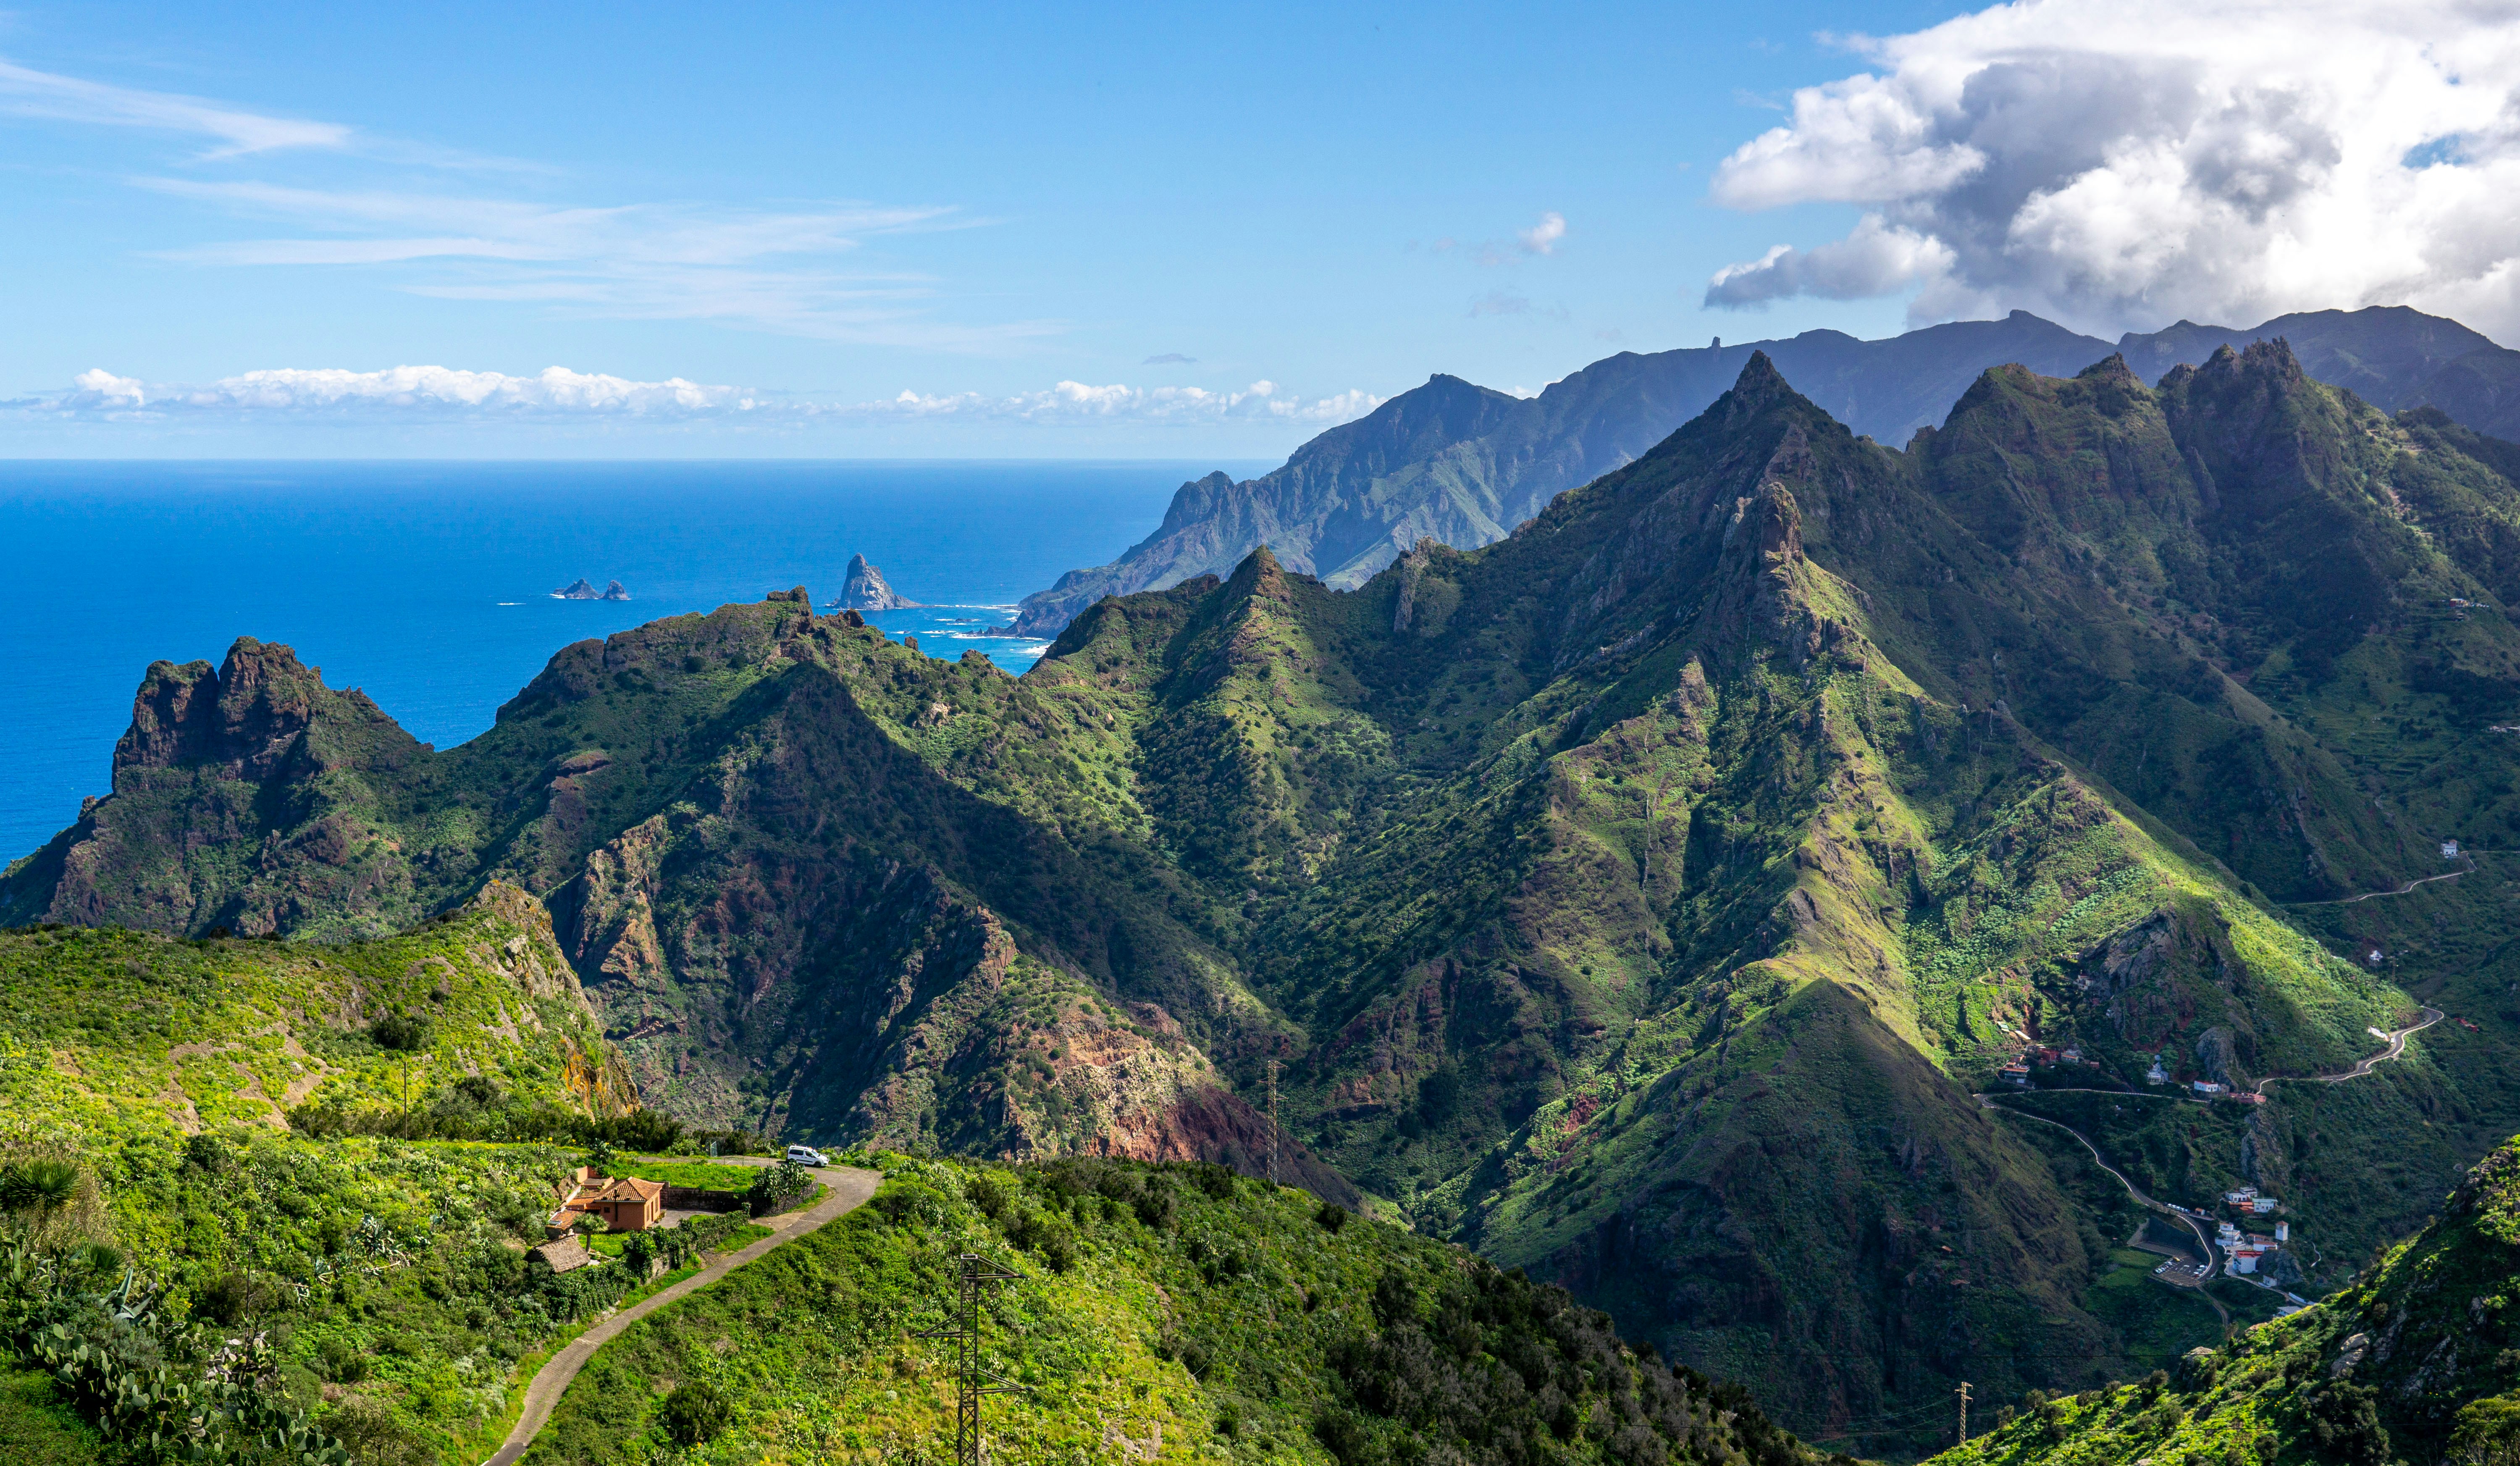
top-left (549, 1167), bottom-right (667, 1236)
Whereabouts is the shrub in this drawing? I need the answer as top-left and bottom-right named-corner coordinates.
top-left (370, 1012), bottom-right (430, 1051)
top-left (318, 1337), bottom-right (371, 1384)
top-left (195, 1271), bottom-right (272, 1325)
top-left (323, 1396), bottom-right (430, 1466)
top-left (746, 1160), bottom-right (814, 1217)
top-left (966, 1175), bottom-right (1014, 1223)
top-left (660, 1380), bottom-right (734, 1445)
top-left (182, 1132), bottom-right (231, 1174)
top-left (1316, 1202), bottom-right (1350, 1233)
top-left (0, 1159), bottom-right (80, 1211)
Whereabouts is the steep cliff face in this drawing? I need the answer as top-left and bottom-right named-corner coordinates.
top-left (838, 552), bottom-right (920, 610)
top-left (8, 637), bottom-right (434, 940)
top-left (24, 340), bottom-right (2520, 1455)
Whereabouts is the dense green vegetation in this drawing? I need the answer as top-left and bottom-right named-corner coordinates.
top-left (1934, 1133), bottom-right (2520, 1466)
top-left (0, 881), bottom-right (633, 1144)
top-left (0, 889), bottom-right (786, 1465)
top-left (531, 1151), bottom-right (1840, 1466)
top-left (19, 338), bottom-right (2520, 1455)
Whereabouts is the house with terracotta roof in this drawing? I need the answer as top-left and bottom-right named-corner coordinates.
top-left (585, 1174), bottom-right (666, 1232)
top-left (547, 1166), bottom-right (667, 1236)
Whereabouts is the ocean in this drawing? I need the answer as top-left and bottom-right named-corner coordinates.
top-left (0, 460), bottom-right (1260, 864)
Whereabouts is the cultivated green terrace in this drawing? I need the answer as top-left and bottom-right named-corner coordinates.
top-left (14, 340), bottom-right (2520, 1456)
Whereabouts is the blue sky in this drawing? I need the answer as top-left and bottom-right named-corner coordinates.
top-left (5, 0), bottom-right (2509, 457)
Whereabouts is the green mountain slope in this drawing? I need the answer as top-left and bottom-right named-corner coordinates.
top-left (1003, 306), bottom-right (2520, 641)
top-left (0, 594), bottom-right (1350, 1198)
top-left (18, 340), bottom-right (2520, 1456)
top-left (0, 880), bottom-right (632, 1142)
top-left (528, 1151), bottom-right (1843, 1466)
top-left (1932, 1132), bottom-right (2520, 1466)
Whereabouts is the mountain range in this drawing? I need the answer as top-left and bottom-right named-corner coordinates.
top-left (13, 330), bottom-right (2520, 1458)
top-left (1000, 305), bottom-right (2520, 638)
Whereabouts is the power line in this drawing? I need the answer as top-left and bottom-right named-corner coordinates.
top-left (914, 1254), bottom-right (1024, 1466)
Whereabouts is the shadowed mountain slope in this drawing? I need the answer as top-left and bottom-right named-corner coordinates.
top-left (19, 344), bottom-right (2520, 1456)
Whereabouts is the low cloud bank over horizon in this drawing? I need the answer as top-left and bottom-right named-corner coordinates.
top-left (18, 364), bottom-right (1385, 432)
top-left (1703, 0), bottom-right (2520, 342)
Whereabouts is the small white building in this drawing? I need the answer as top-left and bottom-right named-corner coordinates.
top-left (2444, 840), bottom-right (2462, 859)
top-left (2193, 1080), bottom-right (2227, 1096)
top-left (2147, 1058), bottom-right (2169, 1085)
top-left (2224, 1187), bottom-right (2258, 1205)
top-left (2275, 1221), bottom-right (2289, 1243)
top-left (2250, 1195), bottom-right (2279, 1214)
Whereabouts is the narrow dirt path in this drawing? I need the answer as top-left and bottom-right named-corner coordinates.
top-left (481, 1163), bottom-right (881, 1466)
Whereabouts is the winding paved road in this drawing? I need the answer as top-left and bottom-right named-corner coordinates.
top-left (1977, 1004), bottom-right (2444, 1326)
top-left (481, 1160), bottom-right (882, 1466)
top-left (1975, 1096), bottom-right (2225, 1319)
top-left (2250, 1007), bottom-right (2442, 1094)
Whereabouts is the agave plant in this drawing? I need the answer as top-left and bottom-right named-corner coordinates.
top-left (0, 1158), bottom-right (81, 1211)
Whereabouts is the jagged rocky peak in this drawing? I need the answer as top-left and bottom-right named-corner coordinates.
top-left (552, 578), bottom-right (601, 599)
top-left (113, 637), bottom-right (352, 780)
top-left (600, 579), bottom-right (629, 601)
top-left (839, 553), bottom-right (920, 610)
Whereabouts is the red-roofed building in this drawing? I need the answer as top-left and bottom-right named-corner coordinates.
top-left (548, 1166), bottom-right (667, 1236)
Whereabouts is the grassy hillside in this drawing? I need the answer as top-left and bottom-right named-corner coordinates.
top-left (528, 1151), bottom-right (1841, 1466)
top-left (19, 341), bottom-right (2520, 1455)
top-left (0, 880), bottom-right (633, 1143)
top-left (0, 884), bottom-right (742, 1464)
top-left (1931, 1132), bottom-right (2520, 1466)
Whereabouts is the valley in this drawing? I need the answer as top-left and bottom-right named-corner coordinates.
top-left (11, 332), bottom-right (2520, 1462)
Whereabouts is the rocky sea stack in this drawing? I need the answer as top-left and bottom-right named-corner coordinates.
top-left (837, 552), bottom-right (919, 610)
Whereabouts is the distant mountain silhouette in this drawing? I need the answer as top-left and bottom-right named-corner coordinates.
top-left (1001, 305), bottom-right (2520, 636)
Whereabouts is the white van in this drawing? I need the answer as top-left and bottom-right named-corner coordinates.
top-left (784, 1145), bottom-right (828, 1167)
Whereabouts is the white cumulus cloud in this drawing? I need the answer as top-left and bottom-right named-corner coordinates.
top-left (1518, 212), bottom-right (1568, 255)
top-left (1701, 0), bottom-right (2520, 338)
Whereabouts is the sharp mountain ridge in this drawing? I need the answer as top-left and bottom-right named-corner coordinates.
top-left (16, 342), bottom-right (2520, 1456)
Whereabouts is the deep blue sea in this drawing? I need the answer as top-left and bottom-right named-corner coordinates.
top-left (0, 460), bottom-right (1260, 864)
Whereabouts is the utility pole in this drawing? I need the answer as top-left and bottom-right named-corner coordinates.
top-left (915, 1255), bottom-right (1022, 1466)
top-left (1264, 1059), bottom-right (1282, 1187)
top-left (1956, 1381), bottom-right (1971, 1445)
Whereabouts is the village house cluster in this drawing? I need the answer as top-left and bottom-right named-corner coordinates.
top-left (2215, 1187), bottom-right (2289, 1275)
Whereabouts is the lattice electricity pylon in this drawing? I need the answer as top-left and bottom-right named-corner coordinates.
top-left (913, 1253), bottom-right (1024, 1466)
